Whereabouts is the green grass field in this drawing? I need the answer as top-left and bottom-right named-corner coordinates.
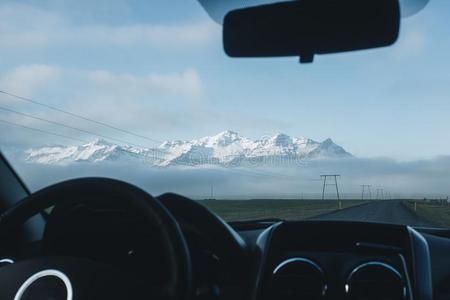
top-left (197, 199), bottom-right (367, 221)
top-left (403, 200), bottom-right (450, 227)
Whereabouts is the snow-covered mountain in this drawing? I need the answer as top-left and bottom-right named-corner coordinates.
top-left (26, 140), bottom-right (159, 165)
top-left (25, 131), bottom-right (352, 167)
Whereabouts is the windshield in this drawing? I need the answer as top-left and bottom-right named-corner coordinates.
top-left (1, 0), bottom-right (449, 228)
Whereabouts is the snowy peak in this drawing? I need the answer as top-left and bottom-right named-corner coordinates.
top-left (26, 139), bottom-right (157, 165)
top-left (265, 133), bottom-right (293, 147)
top-left (207, 130), bottom-right (241, 146)
top-left (25, 131), bottom-right (352, 167)
top-left (308, 138), bottom-right (352, 158)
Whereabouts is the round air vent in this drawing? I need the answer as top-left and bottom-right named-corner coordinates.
top-left (270, 257), bottom-right (327, 300)
top-left (346, 261), bottom-right (406, 300)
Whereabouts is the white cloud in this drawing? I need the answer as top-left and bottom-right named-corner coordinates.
top-left (75, 23), bottom-right (218, 48)
top-left (0, 64), bottom-right (204, 99)
top-left (0, 2), bottom-right (214, 145)
top-left (0, 64), bottom-right (207, 147)
top-left (7, 156), bottom-right (450, 200)
top-left (0, 64), bottom-right (61, 97)
top-left (0, 3), bottom-right (218, 49)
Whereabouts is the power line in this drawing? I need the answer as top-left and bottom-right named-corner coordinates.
top-left (0, 89), bottom-right (163, 145)
top-left (0, 105), bottom-right (158, 150)
top-left (0, 105), bottom-right (293, 176)
top-left (0, 118), bottom-right (89, 144)
top-left (0, 90), bottom-right (298, 180)
top-left (0, 117), bottom-right (287, 180)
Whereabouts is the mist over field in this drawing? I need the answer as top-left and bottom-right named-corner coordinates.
top-left (9, 155), bottom-right (450, 200)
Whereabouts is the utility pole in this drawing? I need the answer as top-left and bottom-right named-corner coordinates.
top-left (210, 184), bottom-right (214, 200)
top-left (376, 188), bottom-right (384, 200)
top-left (361, 185), bottom-right (372, 201)
top-left (321, 175), bottom-right (341, 209)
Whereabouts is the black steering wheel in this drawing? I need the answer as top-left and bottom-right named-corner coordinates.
top-left (0, 178), bottom-right (192, 300)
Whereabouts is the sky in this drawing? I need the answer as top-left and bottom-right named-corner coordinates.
top-left (0, 0), bottom-right (450, 162)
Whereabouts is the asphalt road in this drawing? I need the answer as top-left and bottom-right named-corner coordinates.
top-left (312, 200), bottom-right (436, 227)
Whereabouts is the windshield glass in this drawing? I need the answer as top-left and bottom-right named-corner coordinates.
top-left (1, 0), bottom-right (449, 227)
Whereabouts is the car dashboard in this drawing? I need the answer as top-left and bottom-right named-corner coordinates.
top-left (2, 193), bottom-right (450, 300)
top-left (243, 221), bottom-right (430, 300)
top-left (236, 221), bottom-right (450, 300)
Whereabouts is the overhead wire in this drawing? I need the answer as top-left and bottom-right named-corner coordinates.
top-left (0, 105), bottom-right (157, 150)
top-left (0, 117), bottom-right (288, 179)
top-left (0, 90), bottom-right (163, 145)
top-left (0, 90), bottom-right (299, 179)
top-left (0, 118), bottom-right (89, 144)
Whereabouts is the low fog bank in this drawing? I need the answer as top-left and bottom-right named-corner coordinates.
top-left (8, 156), bottom-right (450, 200)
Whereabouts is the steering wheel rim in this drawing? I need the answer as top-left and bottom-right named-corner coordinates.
top-left (0, 177), bottom-right (192, 300)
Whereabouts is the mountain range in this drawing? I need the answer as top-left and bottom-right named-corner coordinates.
top-left (25, 131), bottom-right (352, 167)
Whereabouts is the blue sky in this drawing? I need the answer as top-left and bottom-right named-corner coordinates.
top-left (1, 0), bottom-right (449, 160)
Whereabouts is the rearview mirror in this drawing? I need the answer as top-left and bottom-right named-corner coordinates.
top-left (223, 0), bottom-right (400, 63)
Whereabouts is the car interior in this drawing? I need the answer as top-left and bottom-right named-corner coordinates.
top-left (1, 0), bottom-right (449, 300)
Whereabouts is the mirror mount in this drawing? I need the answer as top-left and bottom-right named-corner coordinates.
top-left (299, 53), bottom-right (314, 64)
